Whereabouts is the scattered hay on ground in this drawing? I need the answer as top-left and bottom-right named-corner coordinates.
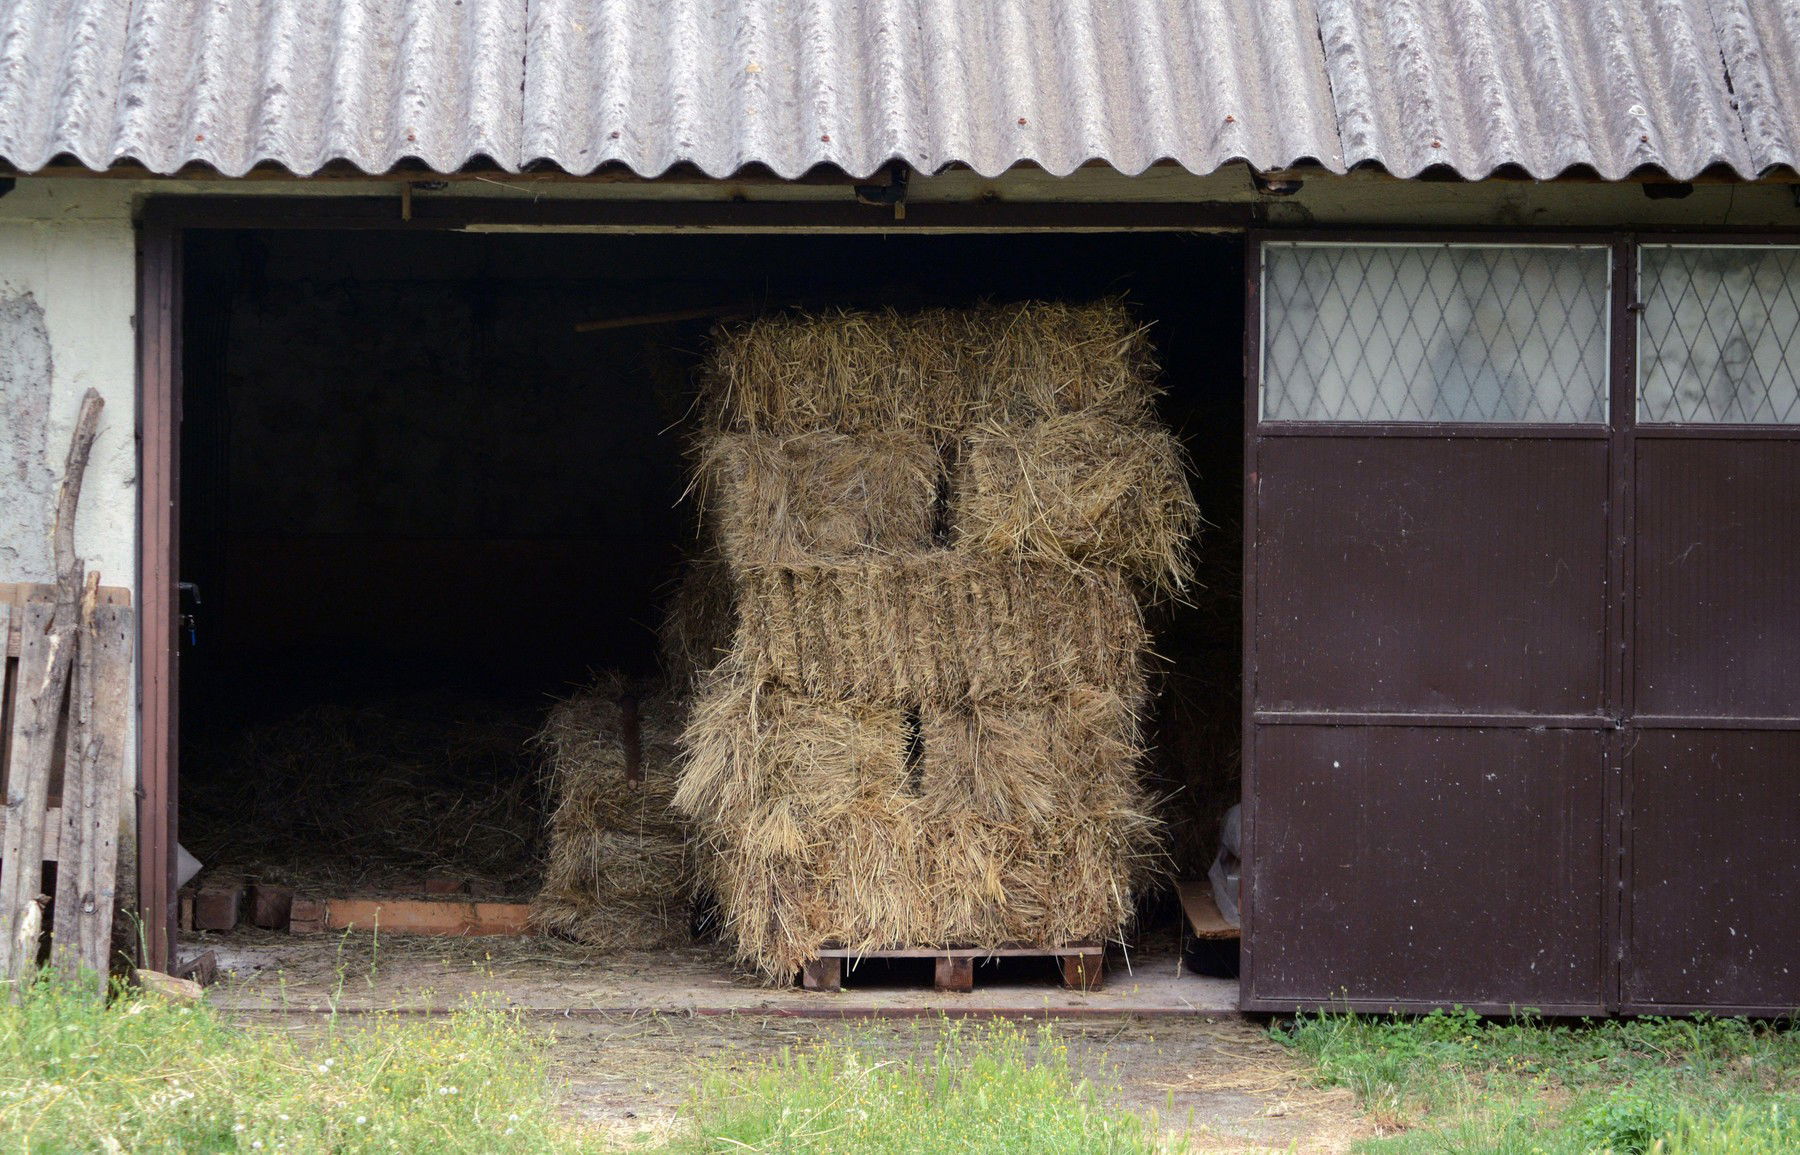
top-left (696, 430), bottom-right (943, 567)
top-left (676, 677), bottom-right (1165, 980)
top-left (180, 697), bottom-right (543, 896)
top-left (531, 674), bottom-right (693, 950)
top-left (729, 555), bottom-right (1149, 707)
top-left (701, 300), bottom-right (1158, 437)
top-left (953, 414), bottom-right (1200, 595)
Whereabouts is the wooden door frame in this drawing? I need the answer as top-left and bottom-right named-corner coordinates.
top-left (136, 219), bottom-right (180, 972)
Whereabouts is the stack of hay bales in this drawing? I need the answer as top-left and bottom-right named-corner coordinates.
top-left (531, 674), bottom-right (693, 949)
top-left (677, 300), bottom-right (1198, 981)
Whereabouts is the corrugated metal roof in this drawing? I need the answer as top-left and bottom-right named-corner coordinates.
top-left (0, 0), bottom-right (1794, 182)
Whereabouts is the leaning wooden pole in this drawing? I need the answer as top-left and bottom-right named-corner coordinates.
top-left (0, 389), bottom-right (104, 990)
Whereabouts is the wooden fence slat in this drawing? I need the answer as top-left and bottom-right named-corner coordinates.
top-left (52, 602), bottom-right (132, 987)
top-left (0, 600), bottom-right (67, 985)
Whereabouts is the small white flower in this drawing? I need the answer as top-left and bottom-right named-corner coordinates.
top-left (233, 1124), bottom-right (245, 1133)
top-left (355, 1116), bottom-right (367, 1125)
top-left (316, 1065), bottom-right (329, 1074)
top-left (277, 1115), bottom-right (289, 1122)
top-left (252, 1143), bottom-right (263, 1151)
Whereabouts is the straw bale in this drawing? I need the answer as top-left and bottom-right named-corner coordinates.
top-left (729, 555), bottom-right (1149, 706)
top-left (702, 309), bottom-right (964, 437)
top-left (658, 555), bottom-right (737, 692)
top-left (953, 414), bottom-right (1199, 594)
top-left (701, 300), bottom-right (1158, 436)
top-left (958, 299), bottom-right (1161, 425)
top-left (531, 674), bottom-right (693, 950)
top-left (676, 677), bottom-right (1165, 980)
top-left (697, 430), bottom-right (943, 567)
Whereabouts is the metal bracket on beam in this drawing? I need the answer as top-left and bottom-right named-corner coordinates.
top-left (855, 161), bottom-right (910, 220)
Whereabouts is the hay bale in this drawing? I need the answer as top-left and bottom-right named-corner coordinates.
top-left (702, 300), bottom-right (1157, 436)
top-left (531, 674), bottom-right (693, 949)
top-left (697, 430), bottom-right (942, 567)
top-left (702, 309), bottom-right (964, 437)
top-left (658, 555), bottom-right (737, 693)
top-left (952, 414), bottom-right (1199, 594)
top-left (676, 677), bottom-right (1164, 980)
top-left (958, 299), bottom-right (1161, 425)
top-left (729, 555), bottom-right (1149, 706)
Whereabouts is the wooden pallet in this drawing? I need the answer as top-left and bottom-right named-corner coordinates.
top-left (800, 945), bottom-right (1106, 993)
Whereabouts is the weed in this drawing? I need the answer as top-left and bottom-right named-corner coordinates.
top-left (1278, 1009), bottom-right (1800, 1154)
top-left (0, 969), bottom-right (591, 1153)
top-left (676, 1018), bottom-right (1165, 1154)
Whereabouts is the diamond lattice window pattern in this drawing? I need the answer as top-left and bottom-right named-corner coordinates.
top-left (1262, 244), bottom-right (1611, 423)
top-left (1639, 246), bottom-right (1800, 424)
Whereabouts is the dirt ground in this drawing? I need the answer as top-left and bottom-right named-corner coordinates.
top-left (539, 1013), bottom-right (1367, 1152)
top-left (199, 930), bottom-right (1365, 1152)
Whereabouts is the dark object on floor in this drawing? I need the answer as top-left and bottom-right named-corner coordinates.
top-left (1185, 936), bottom-right (1241, 979)
top-left (176, 949), bottom-right (219, 986)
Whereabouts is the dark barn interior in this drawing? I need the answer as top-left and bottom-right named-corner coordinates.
top-left (174, 228), bottom-right (1246, 941)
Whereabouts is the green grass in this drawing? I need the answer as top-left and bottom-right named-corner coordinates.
top-left (675, 1019), bottom-right (1165, 1154)
top-left (0, 970), bottom-right (592, 1154)
top-left (1278, 1007), bottom-right (1800, 1154)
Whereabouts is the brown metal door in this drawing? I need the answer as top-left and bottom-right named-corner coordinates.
top-left (1623, 245), bottom-right (1800, 1015)
top-left (1243, 239), bottom-right (1619, 1014)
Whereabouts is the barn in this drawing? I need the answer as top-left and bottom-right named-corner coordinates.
top-left (0, 1), bottom-right (1796, 1018)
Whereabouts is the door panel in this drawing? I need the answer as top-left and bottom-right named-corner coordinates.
top-left (1247, 726), bottom-right (1607, 1012)
top-left (1625, 730), bottom-right (1800, 1011)
top-left (1256, 437), bottom-right (1608, 716)
top-left (1634, 440), bottom-right (1800, 719)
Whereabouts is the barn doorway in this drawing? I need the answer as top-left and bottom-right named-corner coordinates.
top-left (166, 225), bottom-right (1248, 1007)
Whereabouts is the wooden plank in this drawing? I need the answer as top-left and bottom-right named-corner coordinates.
top-left (1176, 880), bottom-right (1240, 941)
top-left (813, 944), bottom-right (1102, 959)
top-left (573, 303), bottom-right (756, 333)
top-left (51, 593), bottom-right (130, 978)
top-left (0, 598), bottom-right (68, 984)
top-left (64, 602), bottom-right (132, 982)
top-left (323, 899), bottom-right (533, 936)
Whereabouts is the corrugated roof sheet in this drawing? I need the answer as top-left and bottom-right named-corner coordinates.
top-left (0, 0), bottom-right (1795, 182)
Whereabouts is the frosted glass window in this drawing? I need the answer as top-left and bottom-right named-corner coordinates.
top-left (1261, 244), bottom-right (1611, 422)
top-left (1639, 246), bottom-right (1800, 424)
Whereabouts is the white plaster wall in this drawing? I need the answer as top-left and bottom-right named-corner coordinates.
top-left (0, 187), bottom-right (136, 589)
top-left (0, 181), bottom-right (139, 785)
